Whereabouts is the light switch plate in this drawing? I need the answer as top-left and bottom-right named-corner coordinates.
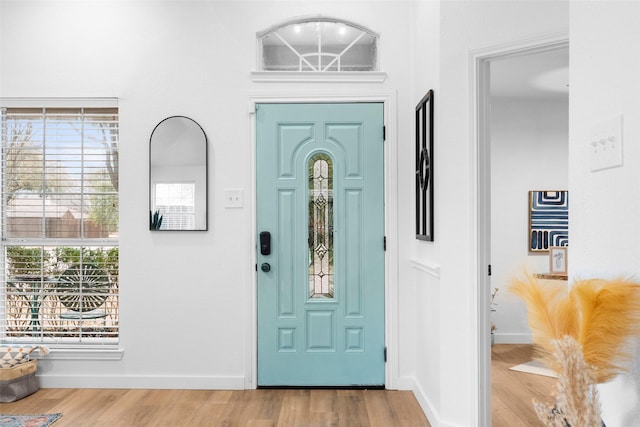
top-left (224, 188), bottom-right (244, 208)
top-left (590, 115), bottom-right (623, 172)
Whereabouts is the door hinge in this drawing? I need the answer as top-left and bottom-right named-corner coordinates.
top-left (488, 264), bottom-right (492, 276)
top-left (384, 236), bottom-right (387, 251)
top-left (384, 347), bottom-right (387, 362)
top-left (383, 125), bottom-right (386, 141)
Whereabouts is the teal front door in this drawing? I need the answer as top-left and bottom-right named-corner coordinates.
top-left (256, 103), bottom-right (385, 386)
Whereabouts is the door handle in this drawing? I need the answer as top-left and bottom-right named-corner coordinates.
top-left (260, 231), bottom-right (271, 256)
top-left (261, 263), bottom-right (271, 273)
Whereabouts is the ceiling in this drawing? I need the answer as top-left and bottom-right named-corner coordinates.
top-left (490, 46), bottom-right (569, 99)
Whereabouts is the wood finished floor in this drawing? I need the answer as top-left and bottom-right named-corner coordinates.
top-left (1, 344), bottom-right (553, 426)
top-left (492, 344), bottom-right (557, 427)
top-left (0, 388), bottom-right (430, 427)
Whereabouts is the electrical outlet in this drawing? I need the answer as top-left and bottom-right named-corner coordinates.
top-left (590, 115), bottom-right (623, 172)
top-left (224, 189), bottom-right (244, 208)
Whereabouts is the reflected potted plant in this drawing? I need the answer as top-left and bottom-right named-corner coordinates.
top-left (150, 210), bottom-right (163, 230)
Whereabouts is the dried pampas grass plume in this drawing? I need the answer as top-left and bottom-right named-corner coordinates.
top-left (511, 272), bottom-right (640, 426)
top-left (509, 272), bottom-right (577, 374)
top-left (571, 278), bottom-right (640, 382)
top-left (533, 336), bottom-right (601, 427)
top-left (509, 272), bottom-right (640, 382)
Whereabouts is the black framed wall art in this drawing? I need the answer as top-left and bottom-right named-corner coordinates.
top-left (416, 89), bottom-right (434, 241)
top-left (528, 190), bottom-right (569, 252)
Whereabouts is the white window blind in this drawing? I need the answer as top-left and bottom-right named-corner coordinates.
top-left (1, 105), bottom-right (119, 345)
top-left (153, 182), bottom-right (196, 230)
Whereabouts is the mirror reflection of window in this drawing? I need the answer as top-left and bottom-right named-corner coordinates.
top-left (149, 116), bottom-right (207, 231)
top-left (154, 182), bottom-right (196, 230)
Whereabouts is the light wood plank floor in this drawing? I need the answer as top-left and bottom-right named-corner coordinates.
top-left (1, 388), bottom-right (430, 427)
top-left (492, 343), bottom-right (557, 427)
top-left (1, 344), bottom-right (552, 427)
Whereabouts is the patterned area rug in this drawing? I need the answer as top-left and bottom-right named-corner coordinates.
top-left (0, 414), bottom-right (62, 427)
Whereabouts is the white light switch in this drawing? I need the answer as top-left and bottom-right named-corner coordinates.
top-left (590, 115), bottom-right (623, 172)
top-left (224, 188), bottom-right (244, 208)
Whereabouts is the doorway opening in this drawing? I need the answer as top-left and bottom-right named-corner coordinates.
top-left (472, 35), bottom-right (569, 425)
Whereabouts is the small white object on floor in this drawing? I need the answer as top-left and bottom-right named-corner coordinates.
top-left (509, 360), bottom-right (558, 378)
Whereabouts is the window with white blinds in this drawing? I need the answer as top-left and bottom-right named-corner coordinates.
top-left (1, 105), bottom-right (119, 346)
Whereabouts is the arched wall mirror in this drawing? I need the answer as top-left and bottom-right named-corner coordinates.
top-left (149, 116), bottom-right (207, 231)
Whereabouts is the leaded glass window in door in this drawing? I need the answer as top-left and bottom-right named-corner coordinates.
top-left (308, 153), bottom-right (334, 299)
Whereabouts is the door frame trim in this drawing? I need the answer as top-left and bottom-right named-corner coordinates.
top-left (470, 31), bottom-right (569, 425)
top-left (247, 92), bottom-right (399, 389)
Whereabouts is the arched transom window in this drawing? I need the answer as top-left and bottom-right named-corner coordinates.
top-left (258, 17), bottom-right (378, 72)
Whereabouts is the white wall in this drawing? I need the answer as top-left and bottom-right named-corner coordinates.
top-left (0, 0), bottom-right (415, 389)
top-left (411, 1), bottom-right (568, 426)
top-left (409, 0), bottom-right (442, 423)
top-left (490, 96), bottom-right (568, 344)
top-left (570, 1), bottom-right (640, 425)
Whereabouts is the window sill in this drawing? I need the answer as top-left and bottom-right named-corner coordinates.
top-left (35, 347), bottom-right (124, 361)
top-left (250, 71), bottom-right (387, 83)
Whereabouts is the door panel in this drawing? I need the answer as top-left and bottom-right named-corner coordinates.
top-left (256, 103), bottom-right (384, 386)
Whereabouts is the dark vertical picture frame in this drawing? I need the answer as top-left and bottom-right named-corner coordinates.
top-left (416, 90), bottom-right (434, 241)
top-left (528, 190), bottom-right (569, 252)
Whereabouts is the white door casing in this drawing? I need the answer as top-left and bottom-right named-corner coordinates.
top-left (246, 92), bottom-right (399, 390)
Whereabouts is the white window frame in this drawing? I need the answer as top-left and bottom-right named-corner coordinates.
top-left (251, 16), bottom-right (387, 83)
top-left (0, 97), bottom-right (121, 357)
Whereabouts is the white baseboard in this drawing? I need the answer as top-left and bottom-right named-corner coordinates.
top-left (395, 375), bottom-right (415, 390)
top-left (410, 377), bottom-right (469, 427)
top-left (411, 377), bottom-right (440, 426)
top-left (493, 332), bottom-right (532, 344)
top-left (38, 374), bottom-right (246, 390)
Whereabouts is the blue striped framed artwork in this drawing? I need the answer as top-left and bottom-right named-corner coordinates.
top-left (529, 190), bottom-right (569, 252)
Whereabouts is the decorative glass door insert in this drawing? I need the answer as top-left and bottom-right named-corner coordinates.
top-left (308, 153), bottom-right (334, 298)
